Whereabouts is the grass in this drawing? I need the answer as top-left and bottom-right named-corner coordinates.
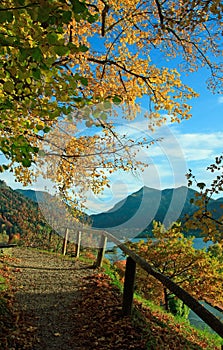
top-left (0, 275), bottom-right (6, 292)
top-left (100, 258), bottom-right (223, 350)
top-left (0, 251), bottom-right (9, 292)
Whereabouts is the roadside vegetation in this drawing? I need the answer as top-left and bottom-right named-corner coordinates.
top-left (102, 255), bottom-right (223, 349)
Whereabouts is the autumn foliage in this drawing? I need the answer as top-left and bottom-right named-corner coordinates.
top-left (126, 221), bottom-right (223, 311)
top-left (0, 0), bottom-right (222, 203)
top-left (186, 155), bottom-right (223, 244)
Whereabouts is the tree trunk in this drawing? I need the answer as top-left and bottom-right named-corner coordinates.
top-left (164, 288), bottom-right (169, 311)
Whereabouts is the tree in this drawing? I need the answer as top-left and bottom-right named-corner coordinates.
top-left (208, 243), bottom-right (223, 268)
top-left (185, 155), bottom-right (223, 244)
top-left (1, 0), bottom-right (222, 201)
top-left (127, 221), bottom-right (223, 313)
top-left (0, 0), bottom-right (97, 168)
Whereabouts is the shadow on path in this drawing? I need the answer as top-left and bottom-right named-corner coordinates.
top-left (8, 247), bottom-right (96, 350)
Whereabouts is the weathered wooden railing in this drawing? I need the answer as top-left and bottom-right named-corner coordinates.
top-left (63, 228), bottom-right (223, 340)
top-left (0, 243), bottom-right (17, 249)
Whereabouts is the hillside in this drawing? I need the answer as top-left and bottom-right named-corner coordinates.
top-left (0, 180), bottom-right (48, 240)
top-left (0, 182), bottom-right (87, 247)
top-left (91, 186), bottom-right (223, 237)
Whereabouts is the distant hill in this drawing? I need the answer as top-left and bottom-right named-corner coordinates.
top-left (90, 186), bottom-right (223, 237)
top-left (1, 184), bottom-right (88, 241)
top-left (16, 189), bottom-right (51, 203)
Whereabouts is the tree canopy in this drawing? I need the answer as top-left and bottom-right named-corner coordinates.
top-left (0, 0), bottom-right (222, 201)
top-left (185, 155), bottom-right (223, 243)
top-left (127, 221), bottom-right (223, 311)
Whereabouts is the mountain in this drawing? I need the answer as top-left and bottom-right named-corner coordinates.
top-left (1, 180), bottom-right (222, 241)
top-left (208, 197), bottom-right (223, 220)
top-left (15, 189), bottom-right (50, 203)
top-left (90, 186), bottom-right (223, 237)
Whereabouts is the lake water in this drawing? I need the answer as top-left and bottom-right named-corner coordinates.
top-left (105, 237), bottom-right (223, 333)
top-left (105, 237), bottom-right (213, 262)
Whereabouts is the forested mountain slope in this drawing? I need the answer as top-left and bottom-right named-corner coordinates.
top-left (91, 186), bottom-right (223, 236)
top-left (0, 180), bottom-right (46, 238)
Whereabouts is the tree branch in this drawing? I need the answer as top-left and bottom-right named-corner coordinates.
top-left (0, 3), bottom-right (40, 11)
top-left (154, 0), bottom-right (164, 26)
top-left (101, 0), bottom-right (109, 36)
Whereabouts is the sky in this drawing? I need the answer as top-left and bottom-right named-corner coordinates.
top-left (1, 63), bottom-right (223, 214)
top-left (84, 61), bottom-right (223, 213)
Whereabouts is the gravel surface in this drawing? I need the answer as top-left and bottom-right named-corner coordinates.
top-left (10, 247), bottom-right (96, 350)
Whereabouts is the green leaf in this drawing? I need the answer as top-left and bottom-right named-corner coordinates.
top-left (73, 73), bottom-right (81, 80)
top-left (19, 48), bottom-right (29, 60)
top-left (0, 11), bottom-right (13, 24)
top-left (27, 7), bottom-right (38, 21)
top-left (26, 77), bottom-right (32, 84)
top-left (112, 96), bottom-right (122, 104)
top-left (92, 110), bottom-right (100, 118)
top-left (22, 158), bottom-right (32, 167)
top-left (31, 47), bottom-right (43, 62)
top-left (54, 45), bottom-right (70, 56)
top-left (103, 101), bottom-right (111, 109)
top-left (62, 10), bottom-right (72, 24)
top-left (68, 43), bottom-right (80, 53)
top-left (32, 68), bottom-right (41, 80)
top-left (0, 99), bottom-right (13, 110)
top-left (47, 32), bottom-right (58, 45)
top-left (79, 45), bottom-right (89, 52)
top-left (79, 77), bottom-right (88, 86)
top-left (32, 147), bottom-right (39, 153)
top-left (3, 81), bottom-right (14, 93)
top-left (38, 7), bottom-right (50, 22)
top-left (43, 126), bottom-right (51, 133)
top-left (36, 124), bottom-right (44, 131)
top-left (69, 79), bottom-right (77, 89)
top-left (71, 0), bottom-right (87, 14)
top-left (88, 14), bottom-right (98, 24)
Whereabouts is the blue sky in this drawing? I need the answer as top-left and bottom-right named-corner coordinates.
top-left (1, 65), bottom-right (223, 214)
top-left (83, 65), bottom-right (223, 213)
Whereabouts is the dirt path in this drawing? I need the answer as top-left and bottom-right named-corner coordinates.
top-left (9, 247), bottom-right (95, 350)
top-left (2, 247), bottom-right (218, 350)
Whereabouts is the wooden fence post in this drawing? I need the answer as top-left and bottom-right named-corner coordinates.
top-left (122, 256), bottom-right (136, 316)
top-left (95, 235), bottom-right (107, 268)
top-left (62, 228), bottom-right (69, 255)
top-left (74, 231), bottom-right (81, 258)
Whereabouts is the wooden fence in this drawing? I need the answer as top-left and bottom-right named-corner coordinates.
top-left (62, 228), bottom-right (223, 340)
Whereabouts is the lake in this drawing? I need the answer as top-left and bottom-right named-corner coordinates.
top-left (105, 237), bottom-right (213, 262)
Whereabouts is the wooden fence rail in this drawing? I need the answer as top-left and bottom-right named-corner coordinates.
top-left (0, 243), bottom-right (17, 249)
top-left (102, 230), bottom-right (223, 339)
top-left (65, 228), bottom-right (223, 340)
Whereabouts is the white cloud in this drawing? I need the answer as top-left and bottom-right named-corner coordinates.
top-left (175, 132), bottom-right (223, 161)
top-left (218, 96), bottom-right (223, 104)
